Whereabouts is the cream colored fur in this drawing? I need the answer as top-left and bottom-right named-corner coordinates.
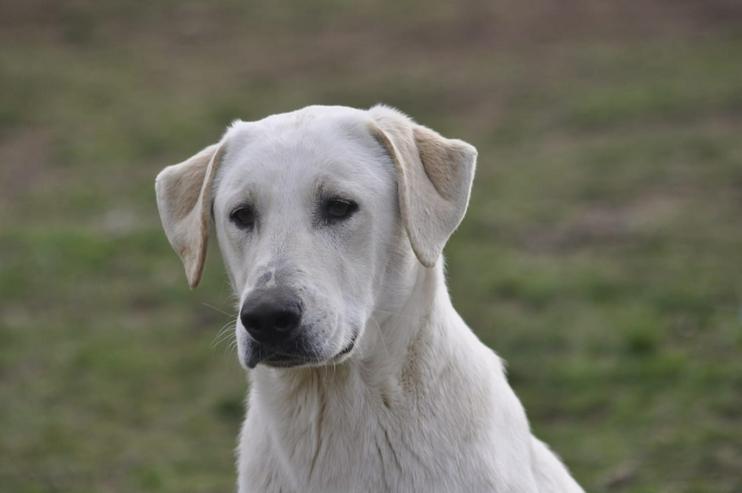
top-left (155, 142), bottom-right (226, 288)
top-left (155, 105), bottom-right (584, 492)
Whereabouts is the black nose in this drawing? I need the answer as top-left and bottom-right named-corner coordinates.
top-left (240, 288), bottom-right (303, 346)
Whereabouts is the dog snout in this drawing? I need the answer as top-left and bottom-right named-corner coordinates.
top-left (240, 288), bottom-right (303, 346)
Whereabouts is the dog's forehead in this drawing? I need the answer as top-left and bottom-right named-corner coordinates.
top-left (218, 106), bottom-right (390, 191)
top-left (230, 105), bottom-right (372, 154)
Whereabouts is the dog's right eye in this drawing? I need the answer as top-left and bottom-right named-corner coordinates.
top-left (321, 197), bottom-right (359, 224)
top-left (230, 205), bottom-right (256, 230)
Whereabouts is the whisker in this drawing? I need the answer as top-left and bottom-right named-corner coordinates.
top-left (202, 302), bottom-right (234, 318)
top-left (211, 318), bottom-right (238, 349)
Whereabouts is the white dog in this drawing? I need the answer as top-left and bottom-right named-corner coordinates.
top-left (155, 104), bottom-right (584, 492)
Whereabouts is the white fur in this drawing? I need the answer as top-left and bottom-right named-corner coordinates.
top-left (155, 105), bottom-right (584, 492)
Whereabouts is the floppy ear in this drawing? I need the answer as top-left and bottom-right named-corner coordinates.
top-left (369, 105), bottom-right (477, 267)
top-left (155, 141), bottom-right (227, 288)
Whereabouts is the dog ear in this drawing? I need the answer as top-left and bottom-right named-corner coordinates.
top-left (155, 141), bottom-right (227, 288)
top-left (369, 105), bottom-right (477, 267)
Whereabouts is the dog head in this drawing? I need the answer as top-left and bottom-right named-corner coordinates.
top-left (155, 105), bottom-right (476, 369)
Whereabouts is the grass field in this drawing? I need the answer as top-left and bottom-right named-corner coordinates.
top-left (1, 1), bottom-right (741, 491)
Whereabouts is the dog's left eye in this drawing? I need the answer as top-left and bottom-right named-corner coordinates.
top-left (322, 198), bottom-right (358, 223)
top-left (230, 205), bottom-right (256, 230)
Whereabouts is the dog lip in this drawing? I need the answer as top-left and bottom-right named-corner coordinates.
top-left (262, 357), bottom-right (309, 368)
top-left (334, 332), bottom-right (358, 359)
top-left (245, 341), bottom-right (312, 369)
top-left (245, 331), bottom-right (358, 369)
top-left (245, 345), bottom-right (266, 369)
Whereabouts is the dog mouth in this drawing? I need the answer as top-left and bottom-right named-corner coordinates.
top-left (332, 334), bottom-right (357, 359)
top-left (244, 332), bottom-right (358, 369)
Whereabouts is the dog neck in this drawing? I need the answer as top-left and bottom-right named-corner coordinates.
top-left (241, 259), bottom-right (495, 491)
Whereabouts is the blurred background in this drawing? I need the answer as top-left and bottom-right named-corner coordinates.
top-left (1, 1), bottom-right (741, 491)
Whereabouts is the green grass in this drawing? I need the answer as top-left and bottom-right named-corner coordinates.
top-left (1, 2), bottom-right (742, 491)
